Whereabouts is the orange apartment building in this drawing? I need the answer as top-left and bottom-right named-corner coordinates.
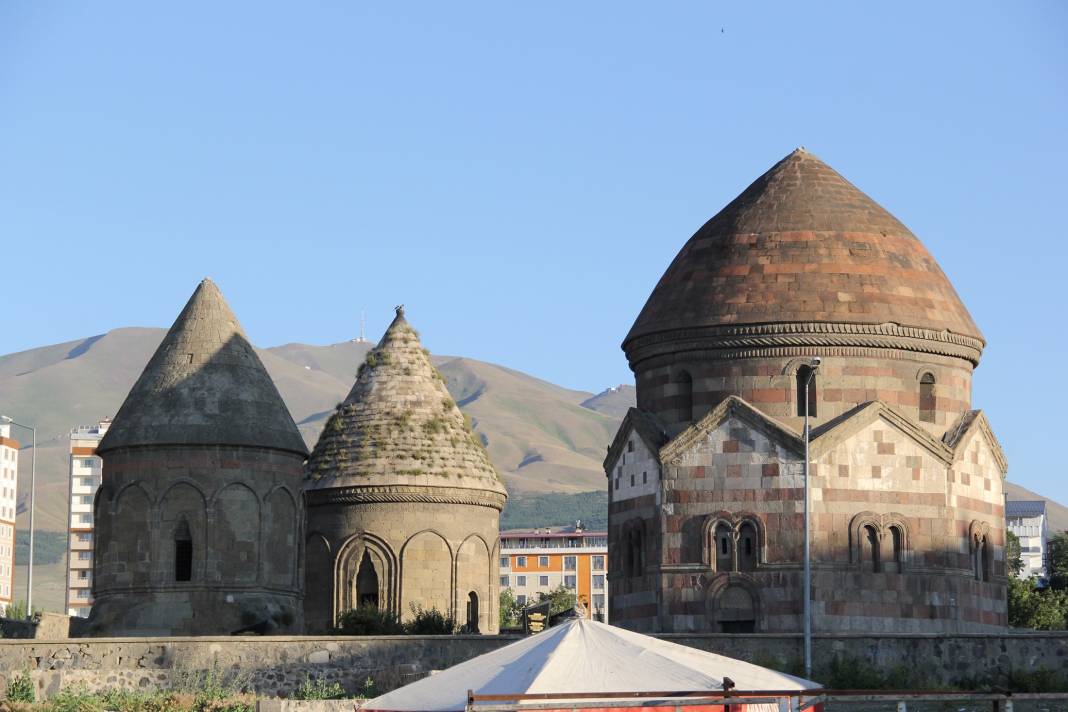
top-left (499, 526), bottom-right (608, 622)
top-left (65, 419), bottom-right (110, 617)
top-left (0, 423), bottom-right (17, 613)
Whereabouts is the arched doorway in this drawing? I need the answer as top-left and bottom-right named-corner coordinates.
top-left (356, 551), bottom-right (379, 608)
top-left (716, 585), bottom-right (756, 633)
top-left (466, 591), bottom-right (479, 633)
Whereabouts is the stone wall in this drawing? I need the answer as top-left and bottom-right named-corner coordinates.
top-left (0, 632), bottom-right (1064, 699)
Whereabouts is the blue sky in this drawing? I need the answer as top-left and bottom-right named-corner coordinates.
top-left (1, 3), bottom-right (1066, 502)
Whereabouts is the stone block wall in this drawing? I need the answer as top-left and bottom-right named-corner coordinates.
top-left (634, 353), bottom-right (973, 440)
top-left (0, 632), bottom-right (1064, 700)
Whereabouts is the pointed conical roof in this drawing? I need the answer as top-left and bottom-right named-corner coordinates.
top-left (97, 279), bottom-right (307, 456)
top-left (305, 308), bottom-right (506, 502)
top-left (625, 148), bottom-right (983, 361)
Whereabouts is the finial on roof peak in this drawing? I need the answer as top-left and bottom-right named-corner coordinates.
top-left (395, 304), bottom-right (405, 317)
top-left (794, 146), bottom-right (807, 153)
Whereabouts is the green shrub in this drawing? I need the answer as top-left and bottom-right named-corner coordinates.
top-left (336, 605), bottom-right (404, 635)
top-left (293, 676), bottom-right (346, 700)
top-left (49, 684), bottom-right (105, 712)
top-left (404, 604), bottom-right (455, 635)
top-left (6, 670), bottom-right (34, 703)
top-left (359, 676), bottom-right (378, 699)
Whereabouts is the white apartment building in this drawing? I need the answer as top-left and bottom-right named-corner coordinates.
top-left (1006, 500), bottom-right (1048, 584)
top-left (0, 424), bottom-right (18, 612)
top-left (66, 419), bottom-right (110, 617)
top-left (499, 525), bottom-right (609, 622)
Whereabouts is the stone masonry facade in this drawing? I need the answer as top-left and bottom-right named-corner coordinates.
top-left (607, 149), bottom-right (1008, 635)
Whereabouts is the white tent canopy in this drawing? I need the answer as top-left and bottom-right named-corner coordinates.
top-left (363, 618), bottom-right (819, 712)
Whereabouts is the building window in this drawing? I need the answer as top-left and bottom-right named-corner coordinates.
top-left (78, 551), bottom-right (91, 560)
top-left (500, 557), bottom-right (509, 568)
top-left (888, 525), bottom-right (904, 573)
top-left (796, 365), bottom-right (817, 417)
top-left (592, 575), bottom-right (605, 590)
top-left (77, 533), bottom-right (91, 543)
top-left (614, 478), bottom-right (619, 491)
top-left (642, 471), bottom-right (647, 484)
top-left (500, 576), bottom-right (509, 587)
top-left (630, 474), bottom-right (635, 486)
top-left (539, 555), bottom-right (549, 567)
top-left (516, 575), bottom-right (527, 587)
top-left (539, 575), bottom-right (549, 586)
top-left (174, 519), bottom-right (193, 582)
top-left (564, 575), bottom-right (577, 589)
top-left (592, 555), bottom-right (605, 571)
top-left (517, 556), bottom-right (527, 567)
top-left (78, 570), bottom-right (90, 579)
top-left (738, 521), bottom-right (758, 572)
top-left (714, 523), bottom-right (732, 572)
top-left (626, 524), bottom-right (644, 577)
top-left (919, 373), bottom-right (936, 423)
top-left (564, 556), bottom-right (577, 571)
top-left (517, 595), bottom-right (527, 606)
top-left (627, 440), bottom-right (634, 453)
top-left (863, 524), bottom-right (880, 573)
top-left (592, 594), bottom-right (605, 609)
top-left (675, 370), bottom-right (694, 423)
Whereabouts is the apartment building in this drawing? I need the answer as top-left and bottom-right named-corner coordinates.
top-left (1006, 500), bottom-right (1049, 584)
top-left (499, 525), bottom-right (609, 622)
top-left (65, 419), bottom-right (110, 617)
top-left (0, 424), bottom-right (18, 612)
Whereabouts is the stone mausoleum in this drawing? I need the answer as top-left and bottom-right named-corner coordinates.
top-left (88, 279), bottom-right (308, 635)
top-left (303, 307), bottom-right (507, 634)
top-left (606, 149), bottom-right (1008, 634)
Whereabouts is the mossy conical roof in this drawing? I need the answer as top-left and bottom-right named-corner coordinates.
top-left (305, 307), bottom-right (506, 500)
top-left (98, 279), bottom-right (307, 456)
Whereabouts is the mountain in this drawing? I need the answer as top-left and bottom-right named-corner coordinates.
top-left (580, 385), bottom-right (637, 420)
top-left (0, 328), bottom-right (620, 535)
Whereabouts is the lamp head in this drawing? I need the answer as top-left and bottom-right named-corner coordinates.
top-left (0, 416), bottom-right (11, 424)
top-left (810, 357), bottom-right (822, 368)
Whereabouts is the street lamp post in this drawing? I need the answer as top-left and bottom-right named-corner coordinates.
top-left (801, 358), bottom-right (821, 680)
top-left (1, 416), bottom-right (36, 618)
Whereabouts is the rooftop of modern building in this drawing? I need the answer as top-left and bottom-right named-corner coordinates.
top-left (1006, 500), bottom-right (1047, 518)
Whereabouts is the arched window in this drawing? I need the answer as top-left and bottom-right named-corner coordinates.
top-left (919, 373), bottom-right (936, 423)
top-left (356, 550), bottom-right (379, 608)
top-left (863, 525), bottom-right (880, 573)
top-left (972, 534), bottom-right (991, 582)
top-left (466, 591), bottom-right (480, 633)
top-left (738, 521), bottom-right (758, 572)
top-left (887, 525), bottom-right (904, 574)
top-left (796, 366), bottom-right (817, 417)
top-left (627, 525), bottom-right (645, 577)
top-left (713, 523), bottom-right (732, 572)
top-left (675, 370), bottom-right (694, 423)
top-left (174, 518), bottom-right (193, 582)
top-left (627, 440), bottom-right (635, 453)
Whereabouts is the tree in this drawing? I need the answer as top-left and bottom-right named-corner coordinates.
top-left (536, 584), bottom-right (577, 616)
top-left (1006, 530), bottom-right (1024, 578)
top-left (1008, 577), bottom-right (1068, 630)
top-left (499, 588), bottom-right (522, 629)
top-left (1048, 532), bottom-right (1068, 591)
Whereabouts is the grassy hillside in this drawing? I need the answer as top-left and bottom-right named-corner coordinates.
top-left (500, 491), bottom-right (608, 531)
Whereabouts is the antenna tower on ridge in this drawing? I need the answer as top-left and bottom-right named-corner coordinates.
top-left (353, 310), bottom-right (369, 343)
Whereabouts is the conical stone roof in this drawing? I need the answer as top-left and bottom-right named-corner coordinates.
top-left (305, 308), bottom-right (506, 503)
top-left (625, 148), bottom-right (984, 364)
top-left (97, 279), bottom-right (307, 456)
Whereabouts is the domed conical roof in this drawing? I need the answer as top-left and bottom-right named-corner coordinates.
top-left (97, 279), bottom-right (307, 456)
top-left (624, 149), bottom-right (984, 365)
top-left (305, 307), bottom-right (506, 502)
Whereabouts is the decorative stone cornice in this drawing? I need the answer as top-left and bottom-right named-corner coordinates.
top-left (623, 322), bottom-right (984, 369)
top-left (305, 484), bottom-right (506, 511)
